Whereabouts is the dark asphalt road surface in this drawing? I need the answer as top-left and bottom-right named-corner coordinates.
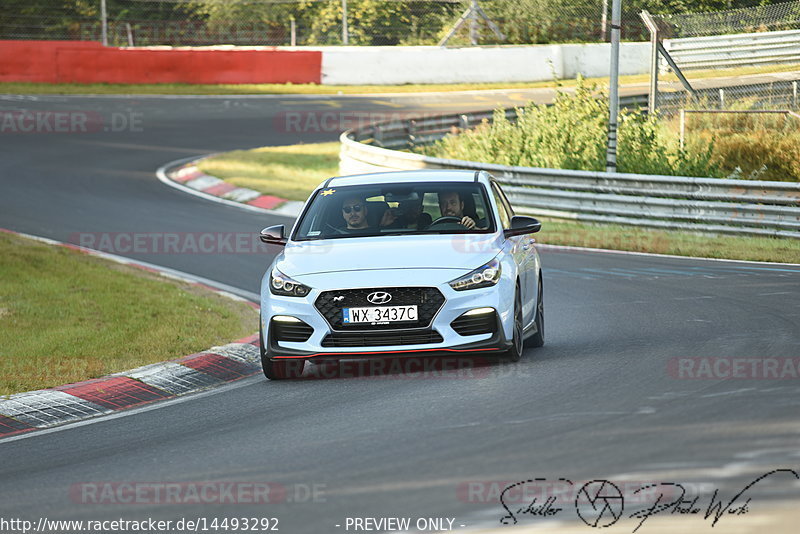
top-left (1, 90), bottom-right (799, 533)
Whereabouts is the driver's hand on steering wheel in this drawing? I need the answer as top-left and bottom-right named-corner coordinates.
top-left (460, 216), bottom-right (476, 229)
top-left (380, 209), bottom-right (398, 227)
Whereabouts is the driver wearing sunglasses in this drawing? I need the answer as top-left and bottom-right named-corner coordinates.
top-left (341, 196), bottom-right (370, 230)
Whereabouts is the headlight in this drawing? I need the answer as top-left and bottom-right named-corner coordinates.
top-left (269, 268), bottom-right (311, 297)
top-left (449, 258), bottom-right (501, 291)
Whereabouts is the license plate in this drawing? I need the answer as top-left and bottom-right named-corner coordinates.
top-left (342, 305), bottom-right (418, 324)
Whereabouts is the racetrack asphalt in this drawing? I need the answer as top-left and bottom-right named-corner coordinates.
top-left (1, 89), bottom-right (799, 533)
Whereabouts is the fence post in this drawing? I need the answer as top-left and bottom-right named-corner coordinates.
top-left (793, 81), bottom-right (798, 109)
top-left (679, 109), bottom-right (686, 150)
top-left (719, 88), bottom-right (725, 109)
top-left (290, 18), bottom-right (296, 46)
top-left (100, 0), bottom-right (108, 46)
top-left (342, 0), bottom-right (349, 45)
top-left (470, 0), bottom-right (478, 45)
top-left (606, 0), bottom-right (621, 173)
top-left (640, 11), bottom-right (659, 115)
top-left (601, 0), bottom-right (608, 41)
top-left (407, 119), bottom-right (417, 149)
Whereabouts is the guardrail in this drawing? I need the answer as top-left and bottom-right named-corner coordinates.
top-left (340, 98), bottom-right (800, 239)
top-left (663, 29), bottom-right (800, 71)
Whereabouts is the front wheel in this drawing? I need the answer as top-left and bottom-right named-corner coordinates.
top-left (501, 288), bottom-right (524, 362)
top-left (259, 320), bottom-right (305, 380)
top-left (525, 274), bottom-right (545, 348)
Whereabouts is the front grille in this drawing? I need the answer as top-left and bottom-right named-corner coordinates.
top-left (271, 318), bottom-right (313, 342)
top-left (315, 287), bottom-right (445, 331)
top-left (451, 310), bottom-right (497, 336)
top-left (321, 329), bottom-right (444, 348)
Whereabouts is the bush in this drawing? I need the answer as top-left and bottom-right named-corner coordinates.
top-left (427, 78), bottom-right (724, 178)
top-left (679, 109), bottom-right (800, 181)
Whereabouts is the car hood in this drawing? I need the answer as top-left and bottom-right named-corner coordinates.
top-left (276, 234), bottom-right (501, 276)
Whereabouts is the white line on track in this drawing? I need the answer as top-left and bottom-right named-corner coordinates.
top-left (0, 375), bottom-right (262, 445)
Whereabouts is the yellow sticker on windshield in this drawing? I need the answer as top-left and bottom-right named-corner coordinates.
top-left (321, 189), bottom-right (336, 196)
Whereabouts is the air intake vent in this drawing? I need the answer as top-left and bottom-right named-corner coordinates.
top-left (451, 310), bottom-right (497, 336)
top-left (271, 318), bottom-right (313, 342)
top-left (321, 330), bottom-right (443, 348)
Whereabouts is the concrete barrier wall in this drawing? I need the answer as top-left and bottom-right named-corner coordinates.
top-left (0, 41), bottom-right (648, 85)
top-left (0, 41), bottom-right (322, 84)
top-left (560, 42), bottom-right (650, 78)
top-left (321, 43), bottom-right (649, 85)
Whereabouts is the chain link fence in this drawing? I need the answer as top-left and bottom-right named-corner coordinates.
top-left (647, 0), bottom-right (800, 116)
top-left (1, 0), bottom-right (649, 46)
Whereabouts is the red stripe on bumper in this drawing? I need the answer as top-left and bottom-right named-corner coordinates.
top-left (274, 347), bottom-right (502, 359)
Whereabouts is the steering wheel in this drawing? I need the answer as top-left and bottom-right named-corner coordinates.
top-left (324, 223), bottom-right (349, 235)
top-left (427, 216), bottom-right (462, 227)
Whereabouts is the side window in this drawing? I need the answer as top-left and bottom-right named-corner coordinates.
top-left (491, 183), bottom-right (512, 229)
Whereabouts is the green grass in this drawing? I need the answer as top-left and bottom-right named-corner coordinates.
top-left (3, 63), bottom-right (798, 96)
top-left (535, 219), bottom-right (800, 264)
top-left (666, 108), bottom-right (800, 182)
top-left (197, 142), bottom-right (340, 201)
top-left (196, 141), bottom-right (799, 264)
top-left (0, 81), bottom-right (579, 95)
top-left (0, 232), bottom-right (257, 395)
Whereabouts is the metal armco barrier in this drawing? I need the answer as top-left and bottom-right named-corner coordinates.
top-left (339, 97), bottom-right (800, 239)
top-left (663, 29), bottom-right (800, 71)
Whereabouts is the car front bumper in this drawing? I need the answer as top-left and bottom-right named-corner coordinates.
top-left (260, 269), bottom-right (516, 360)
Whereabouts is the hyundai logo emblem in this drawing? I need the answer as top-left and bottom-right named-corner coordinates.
top-left (366, 291), bottom-right (392, 305)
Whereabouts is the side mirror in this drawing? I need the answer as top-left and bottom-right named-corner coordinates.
top-left (260, 225), bottom-right (287, 245)
top-left (503, 215), bottom-right (541, 238)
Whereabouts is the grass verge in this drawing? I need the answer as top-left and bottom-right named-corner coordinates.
top-left (535, 219), bottom-right (800, 264)
top-left (0, 232), bottom-right (257, 396)
top-left (2, 64), bottom-right (798, 95)
top-left (0, 80), bottom-right (616, 96)
top-left (196, 142), bottom-right (800, 264)
top-left (197, 142), bottom-right (340, 201)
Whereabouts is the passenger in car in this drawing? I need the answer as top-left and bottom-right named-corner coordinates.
top-left (437, 191), bottom-right (486, 229)
top-left (378, 198), bottom-right (430, 230)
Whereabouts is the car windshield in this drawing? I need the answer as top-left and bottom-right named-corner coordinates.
top-left (292, 182), bottom-right (496, 241)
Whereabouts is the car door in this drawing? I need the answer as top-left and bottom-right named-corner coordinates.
top-left (491, 179), bottom-right (535, 326)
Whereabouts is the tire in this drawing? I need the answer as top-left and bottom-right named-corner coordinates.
top-left (502, 287), bottom-right (524, 362)
top-left (525, 274), bottom-right (545, 348)
top-left (259, 318), bottom-right (305, 380)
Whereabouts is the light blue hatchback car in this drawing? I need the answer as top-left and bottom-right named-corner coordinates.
top-left (258, 170), bottom-right (544, 379)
